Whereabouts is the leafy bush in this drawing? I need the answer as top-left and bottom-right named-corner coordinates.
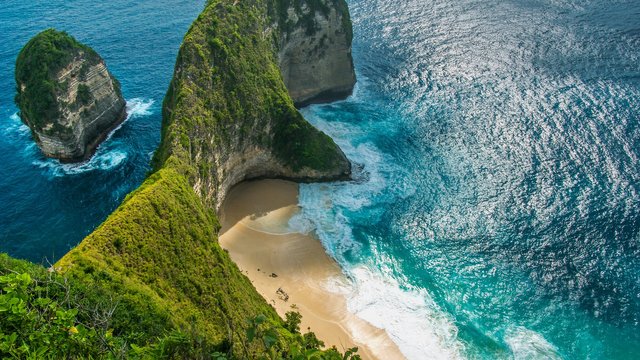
top-left (284, 311), bottom-right (302, 334)
top-left (244, 314), bottom-right (361, 360)
top-left (0, 272), bottom-right (89, 358)
top-left (76, 83), bottom-right (92, 106)
top-left (0, 256), bottom-right (152, 359)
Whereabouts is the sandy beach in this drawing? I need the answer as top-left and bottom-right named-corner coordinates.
top-left (219, 179), bottom-right (405, 360)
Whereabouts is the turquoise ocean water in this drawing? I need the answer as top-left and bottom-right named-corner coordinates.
top-left (1, 1), bottom-right (639, 358)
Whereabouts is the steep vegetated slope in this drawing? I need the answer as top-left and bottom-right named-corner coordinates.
top-left (2, 0), bottom-right (357, 358)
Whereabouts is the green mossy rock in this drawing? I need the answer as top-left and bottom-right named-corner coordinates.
top-left (3, 0), bottom-right (358, 358)
top-left (15, 29), bottom-right (126, 162)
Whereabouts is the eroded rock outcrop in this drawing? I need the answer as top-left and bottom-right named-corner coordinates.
top-left (15, 29), bottom-right (126, 162)
top-left (155, 0), bottom-right (353, 211)
top-left (54, 0), bottom-right (355, 356)
top-left (276, 0), bottom-right (356, 106)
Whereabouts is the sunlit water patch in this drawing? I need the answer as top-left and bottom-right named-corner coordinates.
top-left (297, 0), bottom-right (640, 358)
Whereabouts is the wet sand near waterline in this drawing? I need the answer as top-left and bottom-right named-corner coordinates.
top-left (219, 179), bottom-right (406, 360)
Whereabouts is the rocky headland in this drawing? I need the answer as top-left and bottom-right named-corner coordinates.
top-left (154, 0), bottom-right (355, 211)
top-left (276, 0), bottom-right (357, 106)
top-left (15, 29), bottom-right (126, 162)
top-left (1, 1), bottom-right (365, 358)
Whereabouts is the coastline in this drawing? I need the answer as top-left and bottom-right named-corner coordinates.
top-left (219, 179), bottom-right (405, 360)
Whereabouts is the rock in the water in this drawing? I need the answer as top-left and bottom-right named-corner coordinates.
top-left (276, 0), bottom-right (356, 107)
top-left (14, 29), bottom-right (126, 162)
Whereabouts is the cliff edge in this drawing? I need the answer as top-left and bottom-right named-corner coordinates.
top-left (15, 29), bottom-right (126, 162)
top-left (276, 0), bottom-right (356, 107)
top-left (48, 0), bottom-right (354, 357)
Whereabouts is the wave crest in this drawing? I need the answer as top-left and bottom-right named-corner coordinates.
top-left (28, 98), bottom-right (155, 177)
top-left (33, 150), bottom-right (128, 177)
top-left (505, 327), bottom-right (562, 360)
top-left (126, 98), bottom-right (154, 118)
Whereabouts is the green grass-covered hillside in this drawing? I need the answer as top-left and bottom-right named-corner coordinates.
top-left (2, 0), bottom-right (356, 359)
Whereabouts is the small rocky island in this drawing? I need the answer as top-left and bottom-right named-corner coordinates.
top-left (14, 29), bottom-right (126, 162)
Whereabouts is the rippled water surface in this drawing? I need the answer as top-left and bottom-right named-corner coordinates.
top-left (300, 0), bottom-right (640, 358)
top-left (1, 0), bottom-right (639, 358)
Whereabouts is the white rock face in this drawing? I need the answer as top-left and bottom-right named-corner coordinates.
top-left (277, 0), bottom-right (356, 106)
top-left (22, 51), bottom-right (126, 162)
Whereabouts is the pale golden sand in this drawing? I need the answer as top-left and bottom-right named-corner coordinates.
top-left (219, 179), bottom-right (406, 360)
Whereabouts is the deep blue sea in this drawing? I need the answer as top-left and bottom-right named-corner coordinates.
top-left (1, 0), bottom-right (639, 359)
top-left (0, 1), bottom-right (204, 262)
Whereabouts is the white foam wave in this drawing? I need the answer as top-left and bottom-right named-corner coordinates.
top-left (297, 191), bottom-right (465, 359)
top-left (296, 112), bottom-right (415, 255)
top-left (102, 98), bottom-right (155, 144)
top-left (126, 97), bottom-right (154, 118)
top-left (295, 113), bottom-right (462, 359)
top-left (34, 150), bottom-right (128, 177)
top-left (505, 327), bottom-right (562, 360)
top-left (345, 266), bottom-right (463, 359)
top-left (287, 210), bottom-right (317, 234)
top-left (7, 112), bottom-right (31, 136)
top-left (344, 69), bottom-right (367, 103)
top-left (6, 113), bottom-right (39, 158)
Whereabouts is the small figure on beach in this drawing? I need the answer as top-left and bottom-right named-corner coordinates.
top-left (276, 287), bottom-right (289, 302)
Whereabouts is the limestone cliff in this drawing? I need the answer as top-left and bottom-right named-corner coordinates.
top-left (15, 29), bottom-right (126, 162)
top-left (155, 0), bottom-right (352, 210)
top-left (275, 0), bottom-right (356, 106)
top-left (53, 0), bottom-right (355, 356)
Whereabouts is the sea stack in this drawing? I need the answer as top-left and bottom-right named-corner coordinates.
top-left (14, 29), bottom-right (126, 162)
top-left (276, 0), bottom-right (357, 107)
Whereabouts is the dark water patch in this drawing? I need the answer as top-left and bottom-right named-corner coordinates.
top-left (0, 0), bottom-right (205, 263)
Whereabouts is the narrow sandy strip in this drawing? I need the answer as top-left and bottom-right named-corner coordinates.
top-left (219, 179), bottom-right (405, 360)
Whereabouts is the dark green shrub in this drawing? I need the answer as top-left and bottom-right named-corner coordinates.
top-left (76, 83), bottom-right (92, 105)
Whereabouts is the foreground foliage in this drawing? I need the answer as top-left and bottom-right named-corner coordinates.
top-left (1, 255), bottom-right (360, 359)
top-left (4, 0), bottom-right (357, 358)
top-left (0, 254), bottom-right (199, 359)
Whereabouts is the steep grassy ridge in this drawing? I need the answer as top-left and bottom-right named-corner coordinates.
top-left (57, 167), bottom-right (285, 356)
top-left (33, 0), bottom-right (356, 358)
